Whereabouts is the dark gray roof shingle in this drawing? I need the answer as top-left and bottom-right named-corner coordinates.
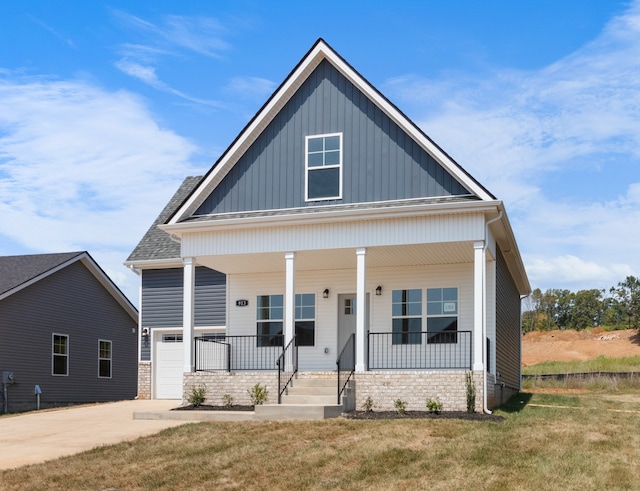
top-left (126, 176), bottom-right (202, 263)
top-left (0, 251), bottom-right (85, 296)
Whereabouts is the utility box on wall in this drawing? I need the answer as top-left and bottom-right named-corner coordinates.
top-left (2, 371), bottom-right (14, 384)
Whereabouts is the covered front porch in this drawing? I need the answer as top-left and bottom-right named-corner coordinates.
top-left (180, 239), bottom-right (492, 375)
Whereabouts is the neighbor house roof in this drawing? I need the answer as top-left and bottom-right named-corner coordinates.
top-left (0, 251), bottom-right (137, 319)
top-left (125, 176), bottom-right (202, 264)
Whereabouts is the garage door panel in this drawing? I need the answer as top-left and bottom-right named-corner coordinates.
top-left (154, 333), bottom-right (183, 399)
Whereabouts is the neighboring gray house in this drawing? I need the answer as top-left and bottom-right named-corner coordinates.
top-left (126, 39), bottom-right (530, 413)
top-left (0, 251), bottom-right (138, 413)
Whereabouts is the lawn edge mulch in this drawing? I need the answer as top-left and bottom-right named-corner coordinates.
top-left (342, 410), bottom-right (504, 421)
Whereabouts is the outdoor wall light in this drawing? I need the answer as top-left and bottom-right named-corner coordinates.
top-left (323, 288), bottom-right (330, 298)
top-left (376, 285), bottom-right (382, 296)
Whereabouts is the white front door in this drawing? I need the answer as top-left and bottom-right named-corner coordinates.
top-left (154, 332), bottom-right (183, 399)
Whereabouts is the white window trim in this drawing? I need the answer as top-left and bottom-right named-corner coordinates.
top-left (98, 339), bottom-right (112, 379)
top-left (304, 132), bottom-right (343, 202)
top-left (52, 333), bottom-right (69, 377)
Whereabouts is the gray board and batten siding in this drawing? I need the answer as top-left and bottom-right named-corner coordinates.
top-left (194, 59), bottom-right (474, 216)
top-left (495, 248), bottom-right (522, 390)
top-left (0, 260), bottom-right (138, 410)
top-left (140, 267), bottom-right (226, 361)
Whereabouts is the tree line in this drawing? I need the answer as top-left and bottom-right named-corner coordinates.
top-left (522, 276), bottom-right (640, 333)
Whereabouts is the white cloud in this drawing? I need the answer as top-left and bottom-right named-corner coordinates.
top-left (525, 255), bottom-right (632, 292)
top-left (0, 76), bottom-right (202, 302)
top-left (225, 76), bottom-right (276, 100)
top-left (386, 1), bottom-right (640, 291)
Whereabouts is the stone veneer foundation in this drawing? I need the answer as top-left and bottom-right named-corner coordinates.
top-left (182, 370), bottom-right (485, 412)
top-left (137, 362), bottom-right (151, 400)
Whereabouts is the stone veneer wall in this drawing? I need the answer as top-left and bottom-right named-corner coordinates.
top-left (354, 371), bottom-right (484, 412)
top-left (137, 362), bottom-right (151, 400)
top-left (184, 370), bottom-right (484, 412)
top-left (184, 372), bottom-right (278, 406)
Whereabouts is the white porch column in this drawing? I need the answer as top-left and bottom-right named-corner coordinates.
top-left (284, 252), bottom-right (295, 346)
top-left (355, 248), bottom-right (367, 372)
top-left (473, 242), bottom-right (485, 371)
top-left (183, 256), bottom-right (196, 373)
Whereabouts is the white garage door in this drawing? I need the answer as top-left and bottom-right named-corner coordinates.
top-left (154, 333), bottom-right (183, 399)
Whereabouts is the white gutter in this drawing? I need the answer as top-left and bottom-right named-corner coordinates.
top-left (482, 211), bottom-right (503, 414)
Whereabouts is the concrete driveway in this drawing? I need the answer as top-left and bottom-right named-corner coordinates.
top-left (0, 400), bottom-right (187, 470)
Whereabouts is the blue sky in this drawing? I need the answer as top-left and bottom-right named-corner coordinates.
top-left (1, 0), bottom-right (639, 305)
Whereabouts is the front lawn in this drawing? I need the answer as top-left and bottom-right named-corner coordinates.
top-left (2, 391), bottom-right (640, 490)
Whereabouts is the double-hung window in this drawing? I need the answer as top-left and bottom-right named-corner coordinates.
top-left (392, 289), bottom-right (422, 345)
top-left (98, 340), bottom-right (112, 378)
top-left (427, 288), bottom-right (458, 343)
top-left (305, 133), bottom-right (342, 201)
top-left (256, 294), bottom-right (284, 347)
top-left (52, 334), bottom-right (69, 376)
top-left (295, 293), bottom-right (315, 346)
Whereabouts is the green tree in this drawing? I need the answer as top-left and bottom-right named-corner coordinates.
top-left (609, 276), bottom-right (640, 329)
top-left (568, 289), bottom-right (604, 330)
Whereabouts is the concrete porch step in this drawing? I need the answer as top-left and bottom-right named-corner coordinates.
top-left (289, 378), bottom-right (336, 388)
top-left (285, 385), bottom-right (336, 397)
top-left (254, 404), bottom-right (344, 421)
top-left (280, 394), bottom-right (338, 405)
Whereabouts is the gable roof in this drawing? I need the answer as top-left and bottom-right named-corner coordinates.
top-left (168, 38), bottom-right (495, 225)
top-left (0, 251), bottom-right (137, 320)
top-left (126, 176), bottom-right (202, 264)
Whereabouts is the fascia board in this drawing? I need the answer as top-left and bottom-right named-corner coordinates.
top-left (168, 44), bottom-right (328, 225)
top-left (78, 253), bottom-right (139, 320)
top-left (169, 40), bottom-right (494, 224)
top-left (320, 46), bottom-right (495, 202)
top-left (123, 258), bottom-right (184, 270)
top-left (161, 200), bottom-right (499, 235)
top-left (492, 204), bottom-right (532, 295)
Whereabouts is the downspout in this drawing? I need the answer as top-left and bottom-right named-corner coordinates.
top-left (482, 211), bottom-right (503, 414)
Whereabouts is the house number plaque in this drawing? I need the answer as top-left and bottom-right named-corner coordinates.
top-left (236, 299), bottom-right (249, 307)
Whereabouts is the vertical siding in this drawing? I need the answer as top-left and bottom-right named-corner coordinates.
top-left (0, 261), bottom-right (137, 410)
top-left (195, 59), bottom-right (472, 215)
top-left (495, 249), bottom-right (522, 390)
top-left (140, 267), bottom-right (226, 361)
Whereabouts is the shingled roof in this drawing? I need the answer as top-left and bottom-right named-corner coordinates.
top-left (0, 251), bottom-right (85, 297)
top-left (126, 176), bottom-right (202, 263)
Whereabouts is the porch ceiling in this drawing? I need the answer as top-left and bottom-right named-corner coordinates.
top-left (195, 242), bottom-right (474, 274)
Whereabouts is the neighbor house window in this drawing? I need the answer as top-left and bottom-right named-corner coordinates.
top-left (305, 133), bottom-right (342, 201)
top-left (295, 293), bottom-right (315, 346)
top-left (427, 288), bottom-right (458, 343)
top-left (257, 295), bottom-right (284, 347)
top-left (392, 289), bottom-right (422, 345)
top-left (98, 340), bottom-right (112, 378)
top-left (52, 334), bottom-right (69, 376)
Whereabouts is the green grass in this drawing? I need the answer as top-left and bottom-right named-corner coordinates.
top-left (3, 391), bottom-right (640, 490)
top-left (522, 355), bottom-right (640, 376)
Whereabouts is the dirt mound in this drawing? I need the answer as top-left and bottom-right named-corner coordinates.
top-left (522, 329), bottom-right (640, 366)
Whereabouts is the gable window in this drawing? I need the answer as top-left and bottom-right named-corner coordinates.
top-left (392, 289), bottom-right (422, 345)
top-left (305, 133), bottom-right (342, 201)
top-left (52, 334), bottom-right (68, 376)
top-left (427, 288), bottom-right (458, 343)
top-left (256, 294), bottom-right (284, 347)
top-left (295, 293), bottom-right (315, 346)
top-left (98, 340), bottom-right (112, 378)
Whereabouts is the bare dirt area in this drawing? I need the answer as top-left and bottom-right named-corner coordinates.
top-left (522, 328), bottom-right (640, 366)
